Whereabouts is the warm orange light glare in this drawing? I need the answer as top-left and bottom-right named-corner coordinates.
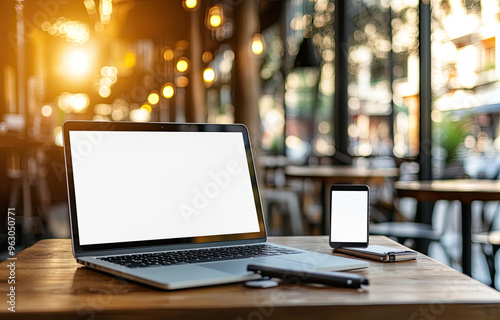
top-left (62, 48), bottom-right (92, 77)
top-left (124, 52), bottom-right (136, 68)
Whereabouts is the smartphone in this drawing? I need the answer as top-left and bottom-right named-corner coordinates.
top-left (329, 184), bottom-right (369, 248)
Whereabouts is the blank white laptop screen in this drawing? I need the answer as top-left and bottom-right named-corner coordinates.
top-left (69, 131), bottom-right (260, 245)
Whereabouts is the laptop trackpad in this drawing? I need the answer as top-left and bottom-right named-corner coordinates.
top-left (202, 260), bottom-right (253, 275)
top-left (203, 257), bottom-right (315, 275)
top-left (139, 264), bottom-right (232, 282)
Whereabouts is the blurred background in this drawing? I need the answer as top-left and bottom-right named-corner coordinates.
top-left (1, 0), bottom-right (500, 288)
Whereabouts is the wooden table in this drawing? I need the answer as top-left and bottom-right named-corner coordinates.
top-left (285, 165), bottom-right (399, 232)
top-left (1, 236), bottom-right (499, 320)
top-left (285, 165), bottom-right (399, 184)
top-left (395, 179), bottom-right (500, 276)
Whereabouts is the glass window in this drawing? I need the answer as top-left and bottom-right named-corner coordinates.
top-left (281, 0), bottom-right (335, 161)
top-left (347, 0), bottom-right (420, 158)
top-left (431, 0), bottom-right (500, 178)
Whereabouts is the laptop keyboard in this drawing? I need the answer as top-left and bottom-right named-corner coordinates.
top-left (97, 244), bottom-right (301, 268)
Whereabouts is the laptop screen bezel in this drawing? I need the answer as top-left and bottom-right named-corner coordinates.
top-left (63, 121), bottom-right (267, 254)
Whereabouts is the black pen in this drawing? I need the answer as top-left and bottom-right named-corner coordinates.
top-left (247, 264), bottom-right (369, 289)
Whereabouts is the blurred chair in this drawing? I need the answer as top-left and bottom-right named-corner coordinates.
top-left (370, 200), bottom-right (455, 263)
top-left (472, 202), bottom-right (500, 288)
top-left (260, 155), bottom-right (304, 236)
top-left (262, 188), bottom-right (303, 236)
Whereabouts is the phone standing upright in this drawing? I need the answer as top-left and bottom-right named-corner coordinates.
top-left (329, 184), bottom-right (370, 248)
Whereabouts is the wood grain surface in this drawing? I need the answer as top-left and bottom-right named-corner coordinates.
top-left (1, 236), bottom-right (499, 320)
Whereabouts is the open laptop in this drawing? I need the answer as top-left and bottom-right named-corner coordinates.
top-left (63, 121), bottom-right (368, 290)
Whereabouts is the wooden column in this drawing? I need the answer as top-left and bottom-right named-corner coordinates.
top-left (233, 0), bottom-right (261, 146)
top-left (186, 7), bottom-right (205, 123)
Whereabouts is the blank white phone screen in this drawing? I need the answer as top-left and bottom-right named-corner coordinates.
top-left (330, 190), bottom-right (368, 243)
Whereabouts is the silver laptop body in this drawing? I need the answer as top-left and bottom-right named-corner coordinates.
top-left (63, 121), bottom-right (367, 290)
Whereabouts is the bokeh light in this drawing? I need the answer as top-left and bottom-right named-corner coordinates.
top-left (41, 105), bottom-right (53, 117)
top-left (176, 58), bottom-right (189, 72)
top-left (252, 34), bottom-right (264, 55)
top-left (203, 67), bottom-right (215, 83)
top-left (100, 0), bottom-right (113, 24)
top-left (95, 104), bottom-right (112, 115)
top-left (110, 98), bottom-right (129, 121)
top-left (163, 49), bottom-right (174, 61)
top-left (98, 66), bottom-right (118, 98)
top-left (202, 52), bottom-right (213, 63)
top-left (130, 107), bottom-right (151, 122)
top-left (140, 104), bottom-right (152, 113)
top-left (42, 18), bottom-right (89, 45)
top-left (162, 83), bottom-right (175, 98)
top-left (175, 76), bottom-right (189, 88)
top-left (210, 15), bottom-right (222, 27)
top-left (99, 86), bottom-right (111, 98)
top-left (124, 53), bottom-right (136, 68)
top-left (54, 127), bottom-right (63, 147)
top-left (148, 92), bottom-right (160, 105)
top-left (208, 5), bottom-right (223, 28)
top-left (183, 0), bottom-right (197, 10)
top-left (57, 93), bottom-right (90, 113)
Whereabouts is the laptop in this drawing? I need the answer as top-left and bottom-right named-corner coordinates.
top-left (63, 121), bottom-right (368, 290)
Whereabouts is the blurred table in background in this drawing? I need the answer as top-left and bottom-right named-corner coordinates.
top-left (395, 179), bottom-right (500, 276)
top-left (285, 165), bottom-right (399, 233)
top-left (0, 134), bottom-right (51, 246)
top-left (285, 165), bottom-right (399, 184)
